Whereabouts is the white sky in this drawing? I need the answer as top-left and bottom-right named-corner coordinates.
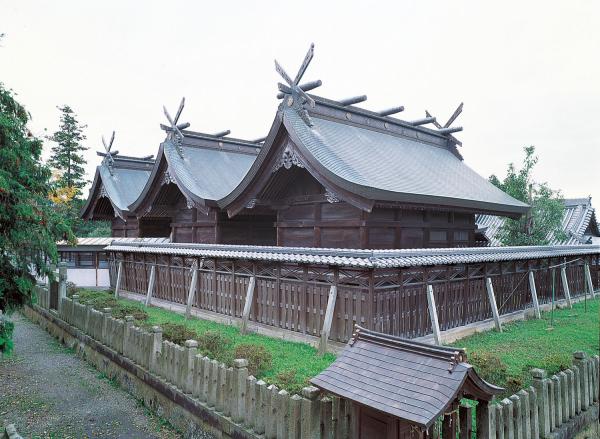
top-left (1, 0), bottom-right (598, 204)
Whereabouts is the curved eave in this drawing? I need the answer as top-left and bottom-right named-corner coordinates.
top-left (79, 166), bottom-right (126, 220)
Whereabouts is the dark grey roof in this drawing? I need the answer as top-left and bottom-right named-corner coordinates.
top-left (81, 155), bottom-right (154, 219)
top-left (284, 105), bottom-right (528, 215)
top-left (220, 96), bottom-right (529, 217)
top-left (310, 327), bottom-right (502, 428)
top-left (477, 196), bottom-right (600, 246)
top-left (57, 237), bottom-right (170, 251)
top-left (128, 130), bottom-right (261, 212)
top-left (104, 241), bottom-right (600, 269)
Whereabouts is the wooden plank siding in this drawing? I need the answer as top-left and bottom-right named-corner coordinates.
top-left (110, 251), bottom-right (600, 343)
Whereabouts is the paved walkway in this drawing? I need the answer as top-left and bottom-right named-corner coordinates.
top-left (0, 313), bottom-right (183, 438)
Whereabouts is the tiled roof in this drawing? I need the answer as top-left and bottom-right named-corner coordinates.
top-left (477, 197), bottom-right (600, 246)
top-left (310, 326), bottom-right (502, 428)
top-left (58, 237), bottom-right (170, 250)
top-left (105, 241), bottom-right (600, 269)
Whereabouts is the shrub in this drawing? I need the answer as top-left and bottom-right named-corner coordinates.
top-left (234, 343), bottom-right (273, 377)
top-left (0, 315), bottom-right (15, 354)
top-left (197, 330), bottom-right (231, 358)
top-left (66, 281), bottom-right (80, 296)
top-left (160, 323), bottom-right (198, 346)
top-left (111, 304), bottom-right (148, 322)
top-left (468, 351), bottom-right (508, 387)
top-left (271, 369), bottom-right (310, 395)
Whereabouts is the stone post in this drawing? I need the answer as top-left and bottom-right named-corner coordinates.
top-left (496, 404), bottom-right (504, 439)
top-left (565, 369), bottom-right (575, 419)
top-left (476, 400), bottom-right (493, 439)
top-left (183, 340), bottom-right (197, 394)
top-left (501, 398), bottom-right (514, 439)
top-left (265, 384), bottom-right (279, 439)
top-left (277, 390), bottom-right (291, 439)
top-left (244, 375), bottom-right (257, 429)
top-left (231, 359), bottom-right (248, 423)
top-left (254, 380), bottom-right (267, 435)
top-left (58, 262), bottom-right (67, 314)
top-left (301, 386), bottom-right (321, 439)
top-left (527, 387), bottom-right (538, 439)
top-left (122, 315), bottom-right (134, 361)
top-left (192, 354), bottom-right (203, 399)
top-left (510, 394), bottom-right (522, 439)
top-left (573, 352), bottom-right (589, 410)
top-left (532, 368), bottom-right (550, 438)
top-left (201, 356), bottom-right (211, 402)
top-left (552, 375), bottom-right (562, 426)
top-left (517, 390), bottom-right (530, 439)
top-left (558, 371), bottom-right (568, 421)
top-left (216, 364), bottom-right (226, 412)
top-left (101, 307), bottom-right (111, 344)
top-left (320, 396), bottom-right (332, 439)
top-left (149, 326), bottom-right (162, 375)
top-left (289, 394), bottom-right (302, 439)
top-left (208, 360), bottom-right (219, 408)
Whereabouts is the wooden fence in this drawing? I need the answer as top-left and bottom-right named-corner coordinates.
top-left (107, 250), bottom-right (600, 344)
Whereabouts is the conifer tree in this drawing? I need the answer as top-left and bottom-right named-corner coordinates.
top-left (48, 105), bottom-right (88, 194)
top-left (0, 83), bottom-right (74, 318)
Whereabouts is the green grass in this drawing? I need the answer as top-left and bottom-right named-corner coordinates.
top-left (72, 289), bottom-right (335, 394)
top-left (451, 298), bottom-right (599, 397)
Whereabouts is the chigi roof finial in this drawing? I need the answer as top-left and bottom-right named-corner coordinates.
top-left (426, 102), bottom-right (464, 144)
top-left (161, 97), bottom-right (190, 157)
top-left (275, 43), bottom-right (320, 127)
top-left (101, 131), bottom-right (118, 176)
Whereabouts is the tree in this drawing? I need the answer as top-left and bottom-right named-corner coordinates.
top-left (0, 83), bottom-right (74, 321)
top-left (47, 105), bottom-right (88, 194)
top-left (489, 146), bottom-right (566, 246)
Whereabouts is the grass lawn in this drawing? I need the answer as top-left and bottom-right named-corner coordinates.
top-left (451, 298), bottom-right (599, 398)
top-left (70, 289), bottom-right (335, 394)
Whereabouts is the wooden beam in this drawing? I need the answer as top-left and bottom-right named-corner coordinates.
top-left (584, 262), bottom-right (596, 298)
top-left (560, 266), bottom-right (572, 308)
top-left (485, 277), bottom-right (502, 332)
top-left (185, 261), bottom-right (199, 320)
top-left (114, 260), bottom-right (123, 299)
top-left (240, 276), bottom-right (256, 335)
top-left (319, 285), bottom-right (338, 355)
top-left (145, 265), bottom-right (156, 306)
top-left (426, 284), bottom-right (442, 345)
top-left (528, 271), bottom-right (541, 319)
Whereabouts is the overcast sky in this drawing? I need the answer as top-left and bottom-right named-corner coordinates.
top-left (1, 0), bottom-right (598, 204)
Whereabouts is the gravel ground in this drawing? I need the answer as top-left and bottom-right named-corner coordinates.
top-left (0, 313), bottom-right (184, 438)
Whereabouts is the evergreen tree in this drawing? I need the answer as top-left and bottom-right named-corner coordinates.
top-left (489, 146), bottom-right (566, 246)
top-left (0, 83), bottom-right (74, 319)
top-left (48, 105), bottom-right (88, 194)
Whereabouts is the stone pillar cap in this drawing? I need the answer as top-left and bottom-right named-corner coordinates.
top-left (302, 386), bottom-right (320, 399)
top-left (151, 326), bottom-right (162, 333)
top-left (184, 339), bottom-right (198, 348)
top-left (573, 351), bottom-right (586, 360)
top-left (124, 315), bottom-right (134, 322)
top-left (102, 307), bottom-right (112, 313)
top-left (233, 358), bottom-right (248, 368)
top-left (531, 368), bottom-right (547, 379)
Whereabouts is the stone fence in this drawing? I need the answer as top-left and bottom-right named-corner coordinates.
top-left (33, 285), bottom-right (599, 439)
top-left (484, 355), bottom-right (599, 439)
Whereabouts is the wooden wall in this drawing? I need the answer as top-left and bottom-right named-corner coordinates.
top-left (112, 216), bottom-right (140, 238)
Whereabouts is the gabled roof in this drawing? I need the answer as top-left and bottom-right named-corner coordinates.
top-left (310, 326), bottom-right (502, 429)
top-left (476, 196), bottom-right (600, 246)
top-left (128, 129), bottom-right (261, 215)
top-left (219, 96), bottom-right (529, 217)
top-left (80, 155), bottom-right (154, 220)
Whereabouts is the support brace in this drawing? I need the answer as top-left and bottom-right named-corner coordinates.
top-left (319, 285), bottom-right (338, 355)
top-left (185, 261), bottom-right (199, 320)
top-left (528, 271), bottom-right (541, 319)
top-left (426, 284), bottom-right (442, 345)
top-left (240, 276), bottom-right (256, 334)
top-left (560, 266), bottom-right (573, 308)
top-left (145, 265), bottom-right (156, 306)
top-left (485, 277), bottom-right (502, 332)
top-left (114, 261), bottom-right (123, 299)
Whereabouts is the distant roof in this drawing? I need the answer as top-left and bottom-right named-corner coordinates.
top-left (58, 237), bottom-right (170, 251)
top-left (310, 326), bottom-right (502, 428)
top-left (220, 96), bottom-right (529, 217)
top-left (477, 197), bottom-right (600, 246)
top-left (104, 241), bottom-right (600, 269)
top-left (128, 129), bottom-right (261, 214)
top-left (80, 155), bottom-right (154, 220)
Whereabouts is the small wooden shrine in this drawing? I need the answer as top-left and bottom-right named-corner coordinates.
top-left (311, 326), bottom-right (503, 438)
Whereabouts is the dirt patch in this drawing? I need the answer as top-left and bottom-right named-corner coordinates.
top-left (0, 313), bottom-right (184, 438)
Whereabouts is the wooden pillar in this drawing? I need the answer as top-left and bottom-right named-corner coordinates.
top-left (485, 277), bottom-right (502, 332)
top-left (185, 260), bottom-right (199, 319)
top-left (528, 271), bottom-right (541, 319)
top-left (319, 285), bottom-right (338, 355)
top-left (426, 284), bottom-right (442, 345)
top-left (560, 266), bottom-right (572, 308)
top-left (114, 260), bottom-right (123, 299)
top-left (145, 265), bottom-right (156, 306)
top-left (584, 262), bottom-right (595, 298)
top-left (240, 276), bottom-right (256, 334)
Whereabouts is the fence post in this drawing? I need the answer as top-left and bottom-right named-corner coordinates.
top-left (475, 400), bottom-right (493, 439)
top-left (240, 276), bottom-right (256, 335)
top-left (516, 390), bottom-right (530, 439)
top-left (232, 359), bottom-right (248, 423)
top-left (301, 386), bottom-right (322, 439)
top-left (185, 261), bottom-right (198, 320)
top-left (426, 284), bottom-right (442, 345)
top-left (559, 267), bottom-right (572, 308)
top-left (123, 315), bottom-right (134, 357)
top-left (115, 260), bottom-right (123, 299)
top-left (531, 368), bottom-right (550, 438)
top-left (319, 285), bottom-right (338, 355)
top-left (101, 308), bottom-right (111, 344)
top-left (254, 380), bottom-right (266, 434)
top-left (573, 352), bottom-right (589, 410)
top-left (277, 390), bottom-right (291, 439)
top-left (528, 272), bottom-right (541, 319)
top-left (485, 277), bottom-right (502, 332)
top-left (289, 394), bottom-right (302, 439)
top-left (149, 326), bottom-right (162, 374)
top-left (58, 262), bottom-right (67, 313)
top-left (552, 375), bottom-right (562, 426)
top-left (244, 375), bottom-right (257, 429)
top-left (145, 265), bottom-right (156, 306)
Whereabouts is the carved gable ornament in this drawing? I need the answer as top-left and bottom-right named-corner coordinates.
top-left (273, 143), bottom-right (305, 172)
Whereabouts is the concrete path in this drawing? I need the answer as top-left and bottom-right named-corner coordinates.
top-left (0, 313), bottom-right (183, 438)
